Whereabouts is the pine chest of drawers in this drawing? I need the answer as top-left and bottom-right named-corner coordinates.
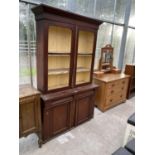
top-left (93, 73), bottom-right (130, 111)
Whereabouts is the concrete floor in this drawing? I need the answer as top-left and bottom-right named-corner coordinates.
top-left (19, 97), bottom-right (135, 155)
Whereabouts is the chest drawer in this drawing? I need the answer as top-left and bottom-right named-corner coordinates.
top-left (106, 83), bottom-right (128, 96)
top-left (107, 79), bottom-right (128, 89)
top-left (105, 92), bottom-right (127, 106)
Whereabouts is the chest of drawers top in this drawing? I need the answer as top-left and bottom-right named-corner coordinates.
top-left (94, 73), bottom-right (130, 83)
top-left (19, 84), bottom-right (40, 99)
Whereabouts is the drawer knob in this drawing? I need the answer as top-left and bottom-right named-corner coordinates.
top-left (122, 81), bottom-right (125, 84)
top-left (120, 95), bottom-right (123, 98)
top-left (110, 99), bottom-right (113, 102)
top-left (111, 90), bottom-right (114, 94)
top-left (122, 87), bottom-right (124, 90)
top-left (112, 84), bottom-right (115, 87)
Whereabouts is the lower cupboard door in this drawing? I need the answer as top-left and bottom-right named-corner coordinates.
top-left (75, 91), bottom-right (94, 125)
top-left (42, 98), bottom-right (72, 141)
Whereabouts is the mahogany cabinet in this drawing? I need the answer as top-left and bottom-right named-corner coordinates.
top-left (32, 4), bottom-right (102, 143)
top-left (19, 85), bottom-right (42, 147)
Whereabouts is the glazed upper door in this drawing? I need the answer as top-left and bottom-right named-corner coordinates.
top-left (47, 24), bottom-right (74, 91)
top-left (75, 28), bottom-right (96, 86)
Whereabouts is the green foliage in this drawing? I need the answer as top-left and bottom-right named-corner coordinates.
top-left (20, 68), bottom-right (36, 77)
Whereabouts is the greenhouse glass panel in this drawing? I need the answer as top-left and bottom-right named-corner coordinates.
top-left (129, 0), bottom-right (135, 26)
top-left (123, 28), bottom-right (135, 69)
top-left (115, 0), bottom-right (127, 23)
top-left (19, 3), bottom-right (31, 85)
top-left (94, 23), bottom-right (113, 70)
top-left (112, 25), bottom-right (123, 67)
top-left (74, 0), bottom-right (94, 17)
top-left (22, 0), bottom-right (67, 9)
top-left (95, 0), bottom-right (115, 21)
top-left (29, 4), bottom-right (37, 87)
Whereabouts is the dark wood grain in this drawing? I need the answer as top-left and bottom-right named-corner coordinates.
top-left (32, 4), bottom-right (101, 143)
top-left (32, 4), bottom-right (103, 26)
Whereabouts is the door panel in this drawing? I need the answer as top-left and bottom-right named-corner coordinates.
top-left (75, 91), bottom-right (94, 125)
top-left (52, 103), bottom-right (69, 134)
top-left (43, 97), bottom-right (73, 140)
top-left (75, 29), bottom-right (96, 86)
top-left (47, 24), bottom-right (75, 91)
top-left (20, 97), bottom-right (38, 134)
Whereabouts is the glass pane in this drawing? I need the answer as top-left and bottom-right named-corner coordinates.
top-left (23, 0), bottom-right (42, 3)
top-left (19, 3), bottom-right (31, 85)
top-left (48, 55), bottom-right (70, 90)
top-left (94, 23), bottom-right (113, 70)
top-left (48, 26), bottom-right (72, 90)
top-left (78, 30), bottom-right (94, 54)
top-left (115, 0), bottom-right (127, 23)
top-left (76, 30), bottom-right (94, 85)
top-left (48, 55), bottom-right (70, 70)
top-left (77, 55), bottom-right (92, 70)
top-left (76, 53), bottom-right (92, 84)
top-left (44, 0), bottom-right (68, 9)
top-left (123, 28), bottom-right (135, 69)
top-left (95, 0), bottom-right (115, 21)
top-left (29, 4), bottom-right (37, 88)
top-left (48, 73), bottom-right (69, 90)
top-left (23, 0), bottom-right (67, 9)
top-left (75, 0), bottom-right (94, 17)
top-left (112, 25), bottom-right (123, 67)
top-left (19, 3), bottom-right (37, 86)
top-left (129, 0), bottom-right (135, 26)
top-left (76, 55), bottom-right (92, 84)
top-left (48, 26), bottom-right (72, 53)
top-left (76, 72), bottom-right (91, 85)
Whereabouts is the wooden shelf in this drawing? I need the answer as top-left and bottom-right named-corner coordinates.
top-left (78, 52), bottom-right (93, 55)
top-left (76, 71), bottom-right (90, 84)
top-left (77, 55), bottom-right (92, 70)
top-left (48, 68), bottom-right (69, 75)
top-left (48, 53), bottom-right (70, 56)
top-left (48, 67), bottom-right (90, 75)
top-left (77, 67), bottom-right (90, 72)
top-left (76, 80), bottom-right (89, 85)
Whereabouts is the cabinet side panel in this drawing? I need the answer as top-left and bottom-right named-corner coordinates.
top-left (93, 79), bottom-right (106, 108)
top-left (42, 110), bottom-right (50, 141)
top-left (36, 21), bottom-right (47, 92)
top-left (20, 98), bottom-right (37, 134)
